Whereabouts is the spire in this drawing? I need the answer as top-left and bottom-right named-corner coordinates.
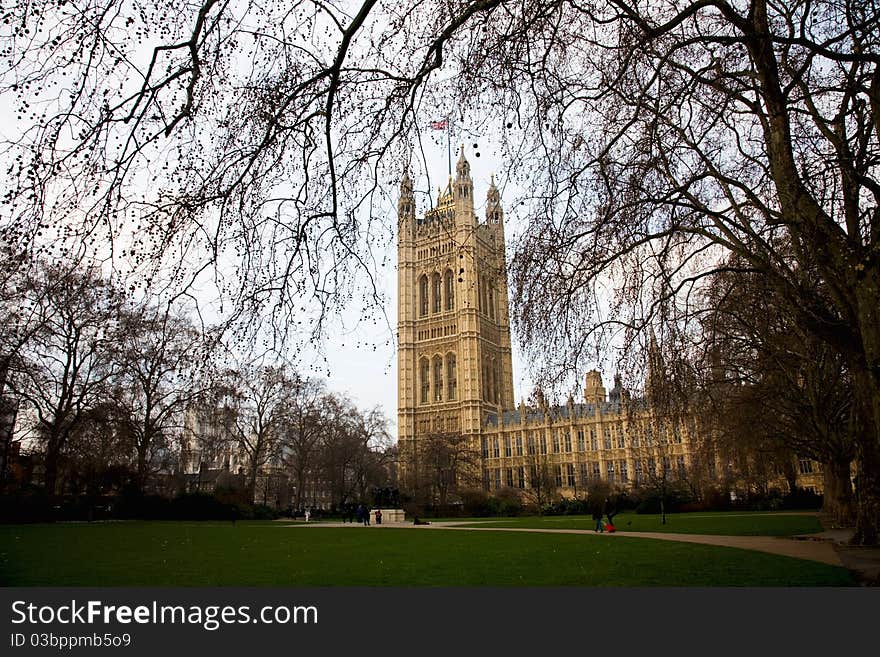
top-left (455, 144), bottom-right (470, 180)
top-left (487, 173), bottom-right (503, 225)
top-left (397, 169), bottom-right (414, 222)
top-left (487, 174), bottom-right (500, 204)
top-left (646, 326), bottom-right (666, 403)
top-left (400, 169), bottom-right (413, 197)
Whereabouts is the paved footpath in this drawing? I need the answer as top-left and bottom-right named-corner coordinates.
top-left (288, 519), bottom-right (880, 580)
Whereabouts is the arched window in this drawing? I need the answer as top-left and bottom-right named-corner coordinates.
top-left (433, 356), bottom-right (443, 402)
top-left (419, 275), bottom-right (428, 317)
top-left (444, 270), bottom-right (455, 310)
top-left (432, 273), bottom-right (442, 313)
top-left (447, 354), bottom-right (457, 400)
top-left (488, 284), bottom-right (496, 320)
top-left (420, 358), bottom-right (430, 404)
top-left (489, 358), bottom-right (497, 404)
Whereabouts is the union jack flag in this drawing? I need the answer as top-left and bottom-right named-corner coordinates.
top-left (429, 118), bottom-right (449, 130)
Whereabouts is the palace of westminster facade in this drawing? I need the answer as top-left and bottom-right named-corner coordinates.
top-left (397, 149), bottom-right (823, 499)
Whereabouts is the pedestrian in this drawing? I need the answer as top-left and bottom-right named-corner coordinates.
top-left (606, 493), bottom-right (622, 529)
top-left (348, 505), bottom-right (356, 524)
top-left (356, 504), bottom-right (364, 525)
top-left (364, 506), bottom-right (371, 526)
top-left (304, 508), bottom-right (310, 523)
top-left (591, 496), bottom-right (606, 532)
top-left (375, 508), bottom-right (382, 525)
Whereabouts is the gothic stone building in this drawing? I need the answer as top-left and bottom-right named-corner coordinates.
top-left (397, 149), bottom-right (822, 500)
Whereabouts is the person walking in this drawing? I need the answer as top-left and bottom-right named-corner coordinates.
top-left (375, 508), bottom-right (382, 525)
top-left (356, 504), bottom-right (364, 525)
top-left (591, 496), bottom-right (606, 532)
top-left (606, 493), bottom-right (622, 530)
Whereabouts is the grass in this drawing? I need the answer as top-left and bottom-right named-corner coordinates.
top-left (453, 511), bottom-right (825, 536)
top-left (0, 520), bottom-right (852, 586)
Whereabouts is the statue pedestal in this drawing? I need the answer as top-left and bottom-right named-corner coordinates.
top-left (370, 508), bottom-right (406, 524)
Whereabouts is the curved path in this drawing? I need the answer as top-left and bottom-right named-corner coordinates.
top-left (288, 519), bottom-right (845, 567)
top-left (422, 523), bottom-right (844, 566)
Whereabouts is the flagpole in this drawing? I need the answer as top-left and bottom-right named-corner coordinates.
top-left (447, 115), bottom-right (451, 177)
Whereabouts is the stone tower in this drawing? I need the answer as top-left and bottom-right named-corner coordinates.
top-left (397, 148), bottom-right (515, 488)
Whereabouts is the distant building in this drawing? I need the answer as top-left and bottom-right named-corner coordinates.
top-left (396, 150), bottom-right (822, 500)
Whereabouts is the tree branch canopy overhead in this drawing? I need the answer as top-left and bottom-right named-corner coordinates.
top-left (3, 1), bottom-right (880, 542)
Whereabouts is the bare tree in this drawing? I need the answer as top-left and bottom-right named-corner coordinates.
top-left (109, 301), bottom-right (208, 491)
top-left (694, 266), bottom-right (857, 523)
top-left (279, 375), bottom-right (326, 511)
top-left (223, 364), bottom-right (292, 501)
top-left (419, 431), bottom-right (480, 512)
top-left (10, 264), bottom-right (122, 495)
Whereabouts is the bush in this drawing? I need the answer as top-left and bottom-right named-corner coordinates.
top-left (632, 485), bottom-right (694, 514)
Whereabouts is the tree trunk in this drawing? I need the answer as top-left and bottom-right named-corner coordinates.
top-left (247, 460), bottom-right (259, 505)
top-left (136, 443), bottom-right (148, 493)
top-left (43, 446), bottom-right (59, 497)
top-left (822, 459), bottom-right (854, 527)
top-left (850, 363), bottom-right (880, 545)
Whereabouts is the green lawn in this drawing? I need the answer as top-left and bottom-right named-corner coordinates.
top-left (0, 520), bottom-right (851, 586)
top-left (453, 511), bottom-right (824, 536)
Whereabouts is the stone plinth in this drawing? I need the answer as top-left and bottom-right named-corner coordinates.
top-left (369, 508), bottom-right (406, 524)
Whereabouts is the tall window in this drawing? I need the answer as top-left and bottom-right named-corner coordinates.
top-left (539, 433), bottom-right (547, 454)
top-left (504, 436), bottom-right (512, 457)
top-left (488, 284), bottom-right (496, 320)
top-left (420, 358), bottom-right (429, 403)
top-left (566, 463), bottom-right (576, 487)
top-left (552, 433), bottom-right (560, 453)
top-left (433, 356), bottom-right (443, 401)
top-left (620, 460), bottom-right (629, 483)
top-left (590, 428), bottom-right (598, 451)
top-left (446, 354), bottom-right (457, 400)
top-left (489, 361), bottom-right (496, 404)
top-left (516, 434), bottom-right (523, 456)
top-left (419, 275), bottom-right (428, 317)
top-left (564, 432), bottom-right (572, 452)
top-left (603, 427), bottom-right (612, 450)
top-left (431, 273), bottom-right (442, 313)
top-left (444, 270), bottom-right (455, 310)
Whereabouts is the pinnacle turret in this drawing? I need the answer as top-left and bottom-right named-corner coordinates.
top-left (455, 144), bottom-right (471, 180)
top-left (397, 169), bottom-right (414, 226)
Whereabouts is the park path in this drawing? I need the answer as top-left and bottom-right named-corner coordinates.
top-left (287, 519), bottom-right (845, 567)
top-left (423, 523), bottom-right (845, 566)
